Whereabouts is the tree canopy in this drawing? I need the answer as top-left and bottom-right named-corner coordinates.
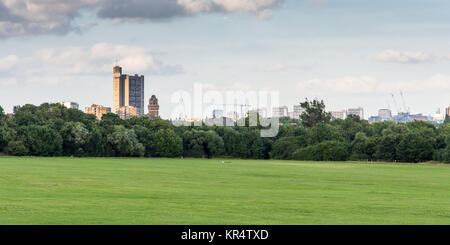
top-left (0, 101), bottom-right (448, 163)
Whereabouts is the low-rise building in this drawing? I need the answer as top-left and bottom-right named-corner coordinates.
top-left (331, 110), bottom-right (346, 120)
top-left (292, 105), bottom-right (305, 119)
top-left (272, 106), bottom-right (288, 118)
top-left (378, 109), bottom-right (392, 121)
top-left (347, 107), bottom-right (364, 120)
top-left (58, 101), bottom-right (79, 110)
top-left (117, 106), bottom-right (138, 120)
top-left (85, 104), bottom-right (111, 120)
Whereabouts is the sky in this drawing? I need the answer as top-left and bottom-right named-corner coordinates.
top-left (0, 0), bottom-right (449, 119)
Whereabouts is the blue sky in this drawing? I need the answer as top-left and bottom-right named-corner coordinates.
top-left (0, 0), bottom-right (449, 118)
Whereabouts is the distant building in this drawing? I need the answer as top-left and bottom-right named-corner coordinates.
top-left (13, 105), bottom-right (21, 114)
top-left (248, 108), bottom-right (268, 118)
top-left (446, 106), bottom-right (450, 117)
top-left (227, 111), bottom-right (240, 121)
top-left (85, 104), bottom-right (111, 120)
top-left (292, 105), bottom-right (305, 119)
top-left (378, 109), bottom-right (392, 121)
top-left (212, 109), bottom-right (223, 119)
top-left (393, 112), bottom-right (410, 123)
top-left (272, 106), bottom-right (288, 118)
top-left (117, 106), bottom-right (138, 120)
top-left (347, 107), bottom-right (364, 120)
top-left (254, 108), bottom-right (268, 118)
top-left (432, 108), bottom-right (444, 122)
top-left (331, 110), bottom-right (346, 120)
top-left (410, 113), bottom-right (429, 122)
top-left (113, 66), bottom-right (145, 117)
top-left (148, 95), bottom-right (160, 119)
top-left (58, 101), bottom-right (79, 110)
top-left (205, 117), bottom-right (235, 127)
top-left (368, 116), bottom-right (380, 123)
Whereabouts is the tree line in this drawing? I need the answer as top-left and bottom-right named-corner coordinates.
top-left (0, 101), bottom-right (449, 163)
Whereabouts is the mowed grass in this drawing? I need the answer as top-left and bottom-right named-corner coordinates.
top-left (0, 157), bottom-right (449, 225)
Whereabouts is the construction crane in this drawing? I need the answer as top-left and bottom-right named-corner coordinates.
top-left (390, 93), bottom-right (402, 114)
top-left (386, 99), bottom-right (392, 111)
top-left (400, 91), bottom-right (410, 114)
top-left (175, 97), bottom-right (188, 119)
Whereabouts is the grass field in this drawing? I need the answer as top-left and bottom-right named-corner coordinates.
top-left (0, 157), bottom-right (449, 225)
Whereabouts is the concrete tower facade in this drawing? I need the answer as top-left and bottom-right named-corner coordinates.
top-left (113, 66), bottom-right (145, 117)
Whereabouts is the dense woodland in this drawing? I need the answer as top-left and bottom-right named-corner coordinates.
top-left (0, 100), bottom-right (449, 163)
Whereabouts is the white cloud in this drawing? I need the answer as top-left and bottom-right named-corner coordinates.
top-left (213, 0), bottom-right (282, 13)
top-left (265, 63), bottom-right (286, 72)
top-left (0, 77), bottom-right (18, 87)
top-left (230, 82), bottom-right (253, 90)
top-left (408, 74), bottom-right (450, 91)
top-left (0, 0), bottom-right (284, 37)
top-left (376, 50), bottom-right (433, 64)
top-left (297, 74), bottom-right (450, 95)
top-left (0, 0), bottom-right (100, 37)
top-left (298, 76), bottom-right (378, 94)
top-left (177, 0), bottom-right (213, 14)
top-left (97, 0), bottom-right (283, 21)
top-left (0, 55), bottom-right (20, 70)
top-left (0, 43), bottom-right (182, 86)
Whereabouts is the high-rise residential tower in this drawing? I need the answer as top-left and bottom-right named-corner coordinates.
top-left (113, 66), bottom-right (145, 117)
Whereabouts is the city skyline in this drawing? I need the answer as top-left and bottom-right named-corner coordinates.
top-left (1, 0), bottom-right (450, 118)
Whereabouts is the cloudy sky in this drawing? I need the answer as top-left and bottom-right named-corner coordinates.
top-left (0, 0), bottom-right (449, 118)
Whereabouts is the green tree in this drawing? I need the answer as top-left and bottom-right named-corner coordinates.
top-left (152, 129), bottom-right (183, 158)
top-left (299, 99), bottom-right (332, 127)
top-left (86, 124), bottom-right (108, 157)
top-left (107, 125), bottom-right (145, 157)
top-left (396, 132), bottom-right (434, 163)
top-left (21, 125), bottom-right (62, 156)
top-left (183, 130), bottom-right (224, 158)
top-left (270, 136), bottom-right (307, 159)
top-left (4, 141), bottom-right (29, 156)
top-left (215, 127), bottom-right (244, 157)
top-left (350, 132), bottom-right (370, 160)
top-left (100, 113), bottom-right (124, 132)
top-left (0, 105), bottom-right (4, 119)
top-left (133, 125), bottom-right (154, 157)
top-left (61, 122), bottom-right (90, 156)
top-left (308, 123), bottom-right (344, 145)
top-left (239, 129), bottom-right (264, 159)
top-left (292, 141), bottom-right (348, 161)
top-left (0, 126), bottom-right (9, 152)
top-left (373, 134), bottom-right (399, 161)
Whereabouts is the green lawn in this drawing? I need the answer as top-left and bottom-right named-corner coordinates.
top-left (0, 157), bottom-right (449, 225)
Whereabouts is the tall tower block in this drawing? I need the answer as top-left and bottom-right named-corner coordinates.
top-left (113, 66), bottom-right (123, 114)
top-left (113, 66), bottom-right (145, 117)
